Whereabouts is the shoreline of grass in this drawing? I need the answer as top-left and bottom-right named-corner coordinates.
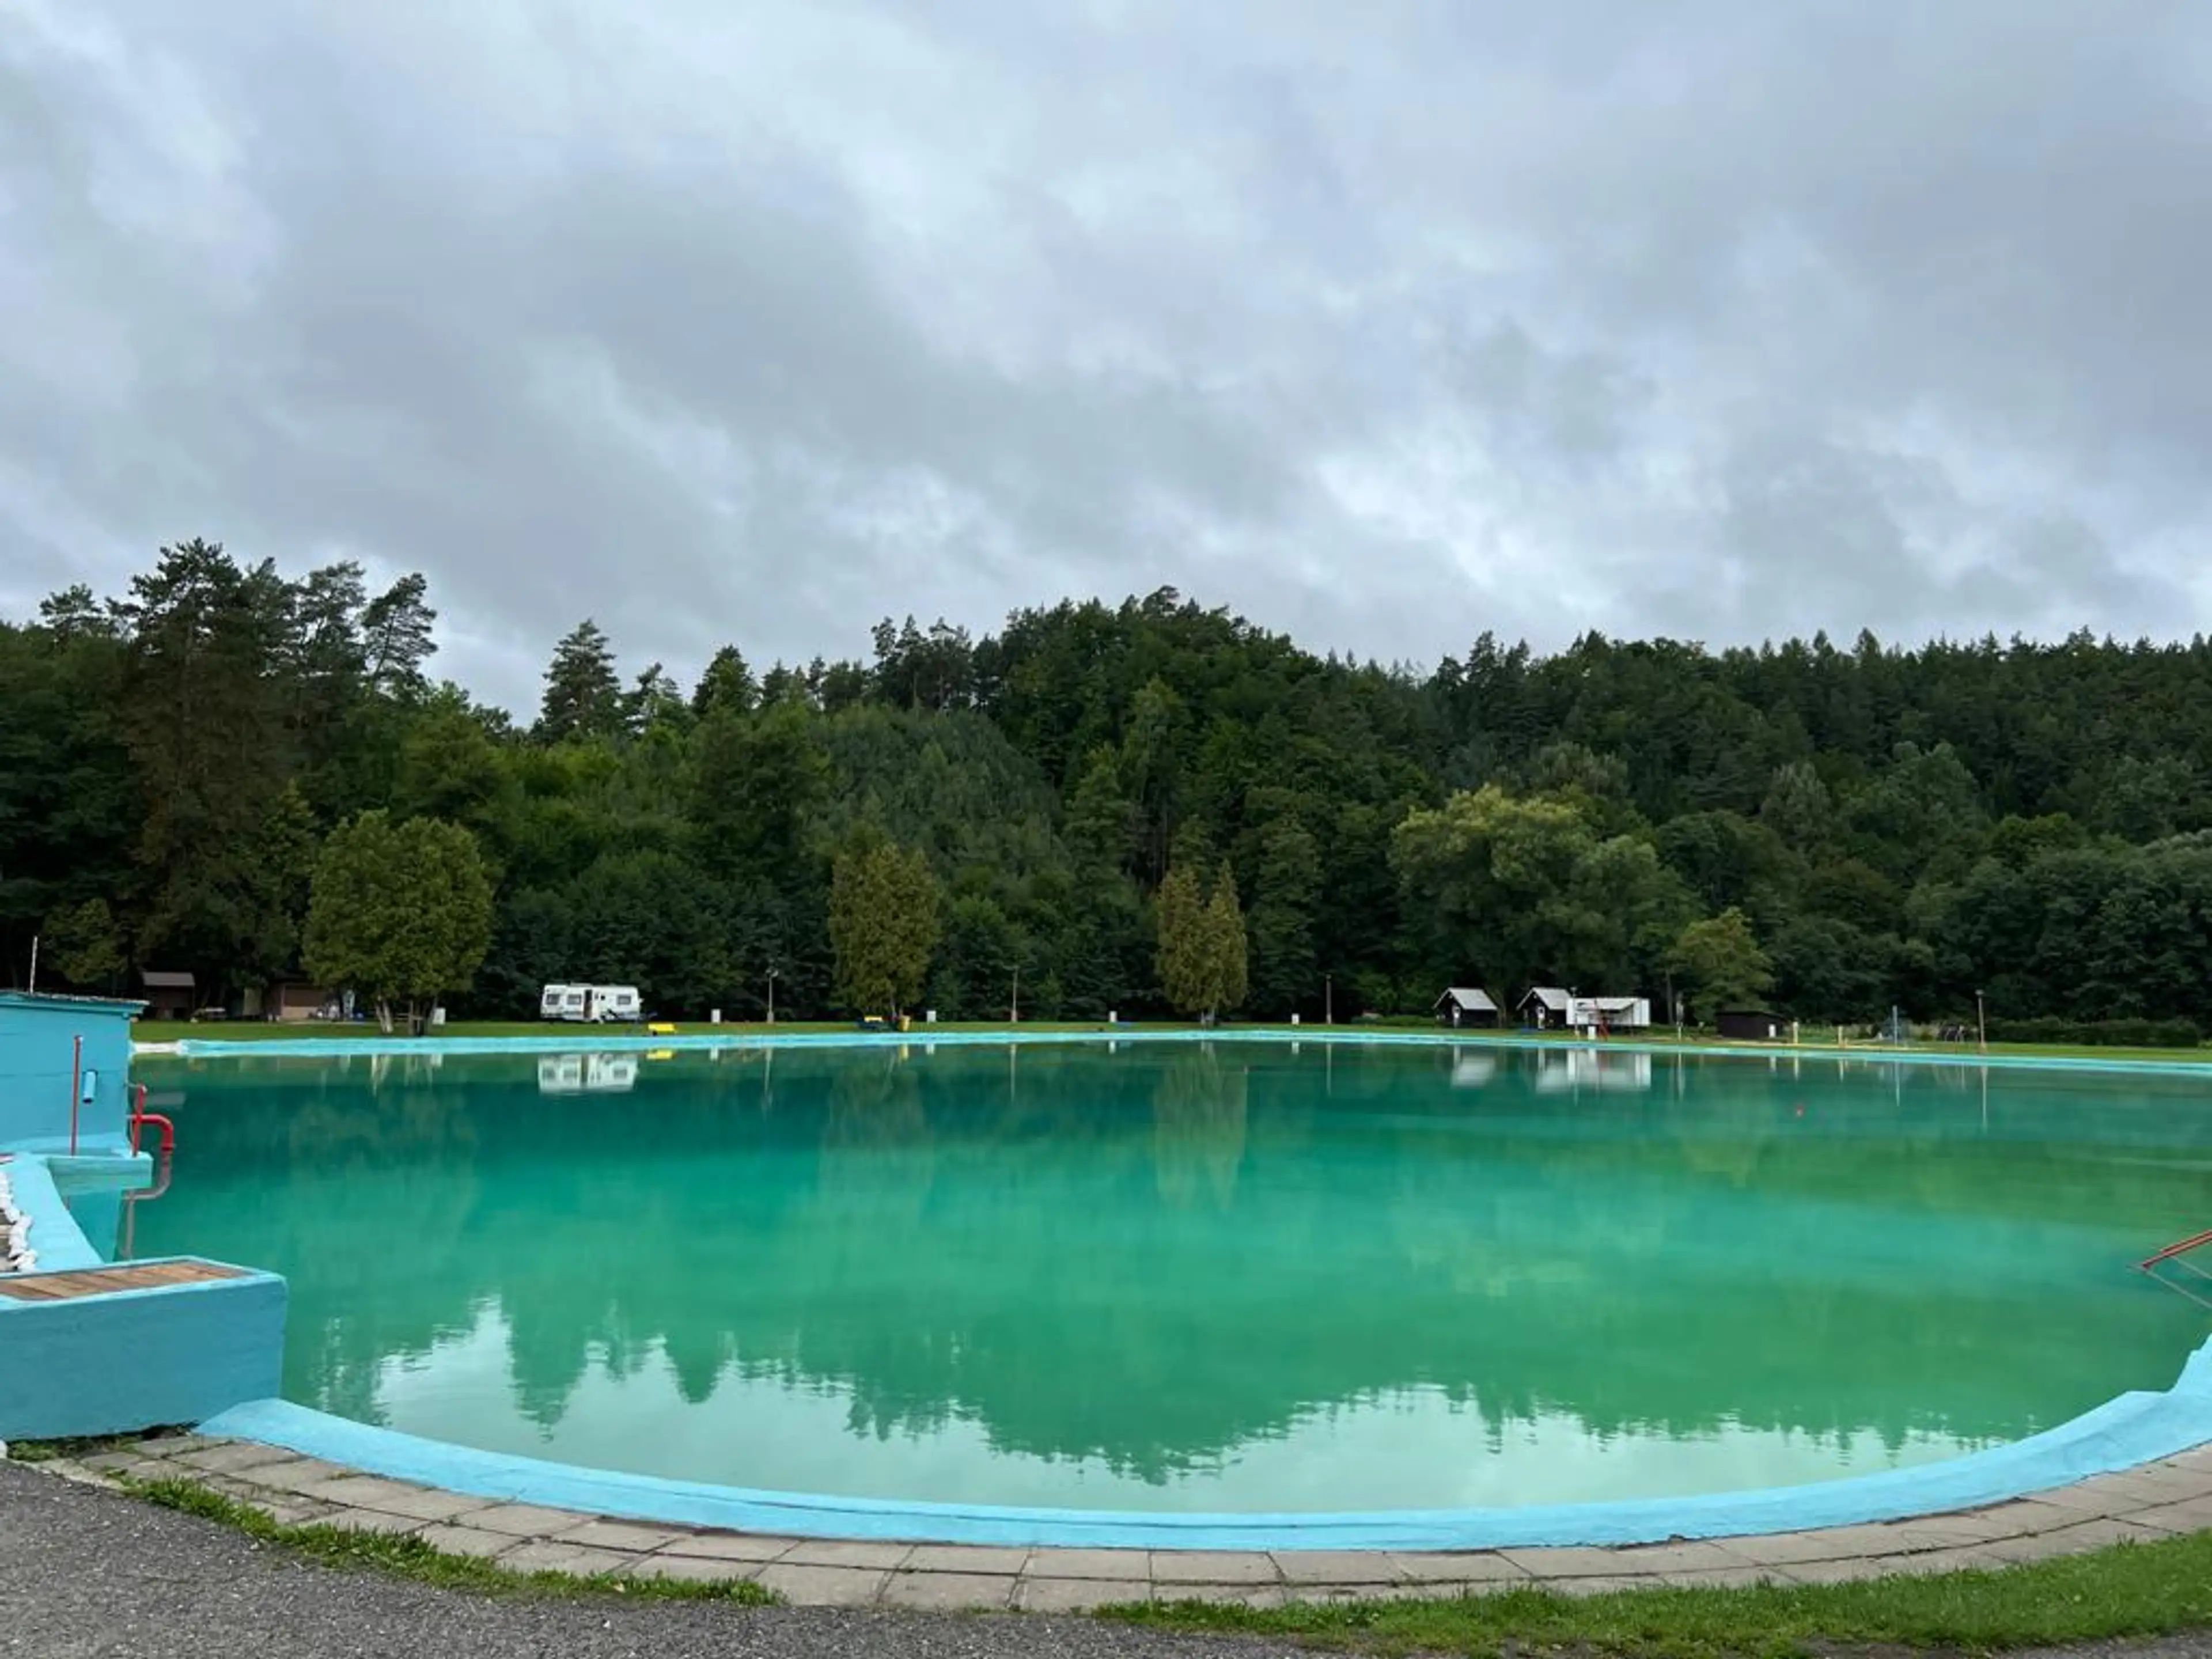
top-left (121, 1476), bottom-right (777, 1605)
top-left (1105, 1527), bottom-right (2212, 1659)
top-left (128, 1017), bottom-right (2212, 1069)
top-left (128, 1018), bottom-right (1121, 1043)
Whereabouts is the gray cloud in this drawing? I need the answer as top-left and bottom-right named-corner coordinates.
top-left (5, 0), bottom-right (2210, 714)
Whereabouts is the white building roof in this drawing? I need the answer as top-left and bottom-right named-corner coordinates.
top-left (1435, 987), bottom-right (1499, 1012)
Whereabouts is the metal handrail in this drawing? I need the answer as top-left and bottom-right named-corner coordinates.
top-left (128, 1084), bottom-right (176, 1156)
top-left (2141, 1228), bottom-right (2212, 1270)
top-left (2138, 1228), bottom-right (2212, 1309)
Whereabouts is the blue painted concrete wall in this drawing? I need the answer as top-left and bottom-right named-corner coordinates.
top-left (0, 993), bottom-right (143, 1153)
top-left (1, 1154), bottom-right (108, 1272)
top-left (43, 1154), bottom-right (144, 1263)
top-left (1, 995), bottom-right (290, 1443)
top-left (0, 1261), bottom-right (286, 1441)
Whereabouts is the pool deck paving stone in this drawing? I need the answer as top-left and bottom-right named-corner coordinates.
top-left (878, 1569), bottom-right (1023, 1610)
top-left (69, 1433), bottom-right (2212, 1611)
top-left (496, 1539), bottom-right (653, 1576)
top-left (448, 1500), bottom-right (600, 1537)
top-left (553, 1517), bottom-right (695, 1553)
top-left (2137, 1496), bottom-right (2212, 1532)
top-left (414, 1521), bottom-right (536, 1561)
top-left (1385, 1548), bottom-right (1532, 1583)
top-left (753, 1563), bottom-right (893, 1606)
top-left (1014, 1577), bottom-right (1153, 1612)
top-left (297, 1474), bottom-right (490, 1521)
top-left (319, 1507), bottom-right (431, 1537)
top-left (1268, 1548), bottom-right (1408, 1584)
top-left (627, 1552), bottom-right (762, 1584)
top-left (658, 1530), bottom-right (808, 1562)
top-left (1149, 1550), bottom-right (1281, 1584)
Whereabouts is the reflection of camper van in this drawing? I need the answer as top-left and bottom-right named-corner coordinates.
top-left (1532, 1048), bottom-right (1653, 1094)
top-left (537, 1053), bottom-right (639, 1094)
top-left (539, 983), bottom-right (642, 1023)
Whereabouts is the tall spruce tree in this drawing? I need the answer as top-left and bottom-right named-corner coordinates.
top-left (536, 620), bottom-right (624, 742)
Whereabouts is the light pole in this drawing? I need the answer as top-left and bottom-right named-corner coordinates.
top-left (1324, 971), bottom-right (1334, 1026)
top-left (766, 964), bottom-right (779, 1026)
top-left (1975, 988), bottom-right (1986, 1054)
top-left (1010, 961), bottom-right (1020, 1024)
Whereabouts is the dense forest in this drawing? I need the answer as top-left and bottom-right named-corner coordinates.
top-left (7, 537), bottom-right (2212, 1031)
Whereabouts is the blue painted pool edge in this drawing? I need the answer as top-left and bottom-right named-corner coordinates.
top-left (200, 1334), bottom-right (2212, 1551)
top-left (2, 1152), bottom-right (111, 1272)
top-left (152, 1024), bottom-right (2212, 1080)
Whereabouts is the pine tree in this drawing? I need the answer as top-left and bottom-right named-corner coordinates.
top-left (362, 573), bottom-right (438, 699)
top-left (1156, 864), bottom-right (1245, 1021)
top-left (537, 620), bottom-right (623, 741)
top-left (1154, 865), bottom-right (1206, 1017)
top-left (828, 832), bottom-right (942, 1017)
top-left (1203, 868), bottom-right (1248, 1018)
top-left (691, 645), bottom-right (759, 719)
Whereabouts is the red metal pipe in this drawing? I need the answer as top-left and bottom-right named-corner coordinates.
top-left (2139, 1228), bottom-right (2212, 1270)
top-left (69, 1033), bottom-right (82, 1155)
top-left (129, 1110), bottom-right (175, 1157)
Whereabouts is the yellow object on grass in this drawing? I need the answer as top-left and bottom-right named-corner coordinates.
top-left (646, 1021), bottom-right (677, 1035)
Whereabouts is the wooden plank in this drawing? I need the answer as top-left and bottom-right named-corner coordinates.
top-left (0, 1260), bottom-right (245, 1302)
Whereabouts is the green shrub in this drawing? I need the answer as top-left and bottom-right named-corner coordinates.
top-left (1982, 1016), bottom-right (2202, 1049)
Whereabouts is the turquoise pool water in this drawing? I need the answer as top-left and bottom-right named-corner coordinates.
top-left (124, 1040), bottom-right (2211, 1513)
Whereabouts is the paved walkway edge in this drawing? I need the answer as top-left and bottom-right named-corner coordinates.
top-left (27, 1435), bottom-right (2212, 1612)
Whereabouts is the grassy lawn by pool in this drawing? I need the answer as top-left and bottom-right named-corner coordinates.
top-left (130, 1018), bottom-right (1123, 1042)
top-left (1107, 1530), bottom-right (2212, 1659)
top-left (129, 1018), bottom-right (2212, 1067)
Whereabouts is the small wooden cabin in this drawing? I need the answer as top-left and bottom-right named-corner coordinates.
top-left (1433, 987), bottom-right (1501, 1028)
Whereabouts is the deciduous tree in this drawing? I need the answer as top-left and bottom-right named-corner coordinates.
top-left (1667, 907), bottom-right (1775, 1021)
top-left (304, 811), bottom-right (494, 1032)
top-left (41, 896), bottom-right (126, 991)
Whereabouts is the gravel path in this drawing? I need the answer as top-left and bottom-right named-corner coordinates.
top-left (0, 1461), bottom-right (1286, 1659)
top-left (6, 1459), bottom-right (2211, 1659)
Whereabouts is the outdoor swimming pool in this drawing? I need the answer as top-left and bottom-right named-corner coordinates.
top-left (122, 1039), bottom-right (2210, 1514)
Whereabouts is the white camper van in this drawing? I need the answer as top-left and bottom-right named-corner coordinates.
top-left (585, 984), bottom-right (641, 1023)
top-left (537, 1052), bottom-right (639, 1093)
top-left (539, 983), bottom-right (642, 1023)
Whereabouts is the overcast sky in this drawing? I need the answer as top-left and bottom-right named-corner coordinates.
top-left (5, 2), bottom-right (2210, 715)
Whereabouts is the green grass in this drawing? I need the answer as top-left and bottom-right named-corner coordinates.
top-left (124, 1476), bottom-right (778, 1605)
top-left (128, 1019), bottom-right (2212, 1066)
top-left (1105, 1529), bottom-right (2212, 1659)
top-left (130, 1018), bottom-right (1124, 1043)
top-left (5, 1434), bottom-right (147, 1463)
